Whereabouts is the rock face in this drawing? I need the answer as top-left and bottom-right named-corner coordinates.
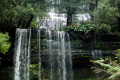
top-left (69, 31), bottom-right (120, 50)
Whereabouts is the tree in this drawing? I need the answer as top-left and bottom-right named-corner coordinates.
top-left (0, 0), bottom-right (47, 43)
top-left (115, 0), bottom-right (120, 31)
top-left (93, 0), bottom-right (119, 25)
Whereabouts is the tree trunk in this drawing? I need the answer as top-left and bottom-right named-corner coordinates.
top-left (25, 14), bottom-right (34, 28)
top-left (118, 17), bottom-right (120, 31)
top-left (96, 0), bottom-right (98, 28)
top-left (117, 2), bottom-right (120, 31)
top-left (67, 12), bottom-right (72, 26)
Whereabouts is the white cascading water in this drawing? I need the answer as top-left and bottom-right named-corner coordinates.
top-left (37, 1), bottom-right (91, 30)
top-left (14, 29), bottom-right (73, 80)
top-left (14, 29), bottom-right (31, 80)
top-left (92, 50), bottom-right (103, 60)
top-left (38, 30), bottom-right (41, 80)
top-left (75, 13), bottom-right (91, 22)
top-left (91, 50), bottom-right (103, 67)
top-left (60, 32), bottom-right (67, 80)
top-left (38, 10), bottom-right (91, 30)
top-left (14, 1), bottom-right (73, 80)
top-left (37, 8), bottom-right (67, 30)
top-left (43, 29), bottom-right (73, 80)
top-left (14, 0), bottom-right (91, 80)
top-left (74, 4), bottom-right (91, 23)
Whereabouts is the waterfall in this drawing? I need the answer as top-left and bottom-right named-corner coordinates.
top-left (43, 30), bottom-right (73, 80)
top-left (37, 1), bottom-right (91, 30)
top-left (75, 13), bottom-right (91, 22)
top-left (14, 29), bottom-right (31, 80)
top-left (37, 10), bottom-right (67, 30)
top-left (92, 50), bottom-right (102, 60)
top-left (91, 50), bottom-right (103, 67)
top-left (14, 0), bottom-right (73, 80)
top-left (14, 29), bottom-right (73, 80)
top-left (38, 30), bottom-right (41, 80)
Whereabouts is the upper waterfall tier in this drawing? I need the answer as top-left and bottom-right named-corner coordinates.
top-left (37, 12), bottom-right (91, 30)
top-left (37, 12), bottom-right (67, 30)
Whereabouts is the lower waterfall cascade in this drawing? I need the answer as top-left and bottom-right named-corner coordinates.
top-left (14, 28), bottom-right (73, 80)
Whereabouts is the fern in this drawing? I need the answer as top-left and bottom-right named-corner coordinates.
top-left (93, 49), bottom-right (120, 79)
top-left (109, 72), bottom-right (120, 79)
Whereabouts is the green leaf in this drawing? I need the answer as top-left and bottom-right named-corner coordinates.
top-left (109, 72), bottom-right (120, 79)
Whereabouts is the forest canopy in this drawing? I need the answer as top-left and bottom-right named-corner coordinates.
top-left (0, 0), bottom-right (120, 54)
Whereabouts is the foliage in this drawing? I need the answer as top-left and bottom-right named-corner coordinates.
top-left (30, 64), bottom-right (48, 80)
top-left (72, 52), bottom-right (90, 59)
top-left (96, 24), bottom-right (111, 33)
top-left (56, 0), bottom-right (92, 12)
top-left (89, 0), bottom-right (96, 11)
top-left (30, 64), bottom-right (40, 77)
top-left (61, 24), bottom-right (95, 34)
top-left (30, 19), bottom-right (39, 29)
top-left (0, 0), bottom-right (47, 33)
top-left (0, 32), bottom-right (11, 54)
top-left (92, 49), bottom-right (120, 80)
top-left (93, 0), bottom-right (119, 25)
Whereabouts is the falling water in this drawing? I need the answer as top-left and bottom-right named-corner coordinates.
top-left (37, 1), bottom-right (91, 30)
top-left (42, 30), bottom-right (73, 80)
top-left (66, 33), bottom-right (73, 80)
top-left (14, 29), bottom-right (22, 80)
top-left (60, 31), bottom-right (66, 80)
top-left (91, 50), bottom-right (103, 67)
top-left (37, 11), bottom-right (67, 30)
top-left (14, 29), bottom-right (31, 80)
top-left (14, 29), bottom-right (73, 80)
top-left (75, 13), bottom-right (91, 22)
top-left (92, 50), bottom-right (103, 60)
top-left (14, 0), bottom-right (73, 80)
top-left (38, 30), bottom-right (41, 80)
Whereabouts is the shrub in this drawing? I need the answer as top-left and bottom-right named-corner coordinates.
top-left (92, 49), bottom-right (120, 80)
top-left (0, 32), bottom-right (11, 54)
top-left (61, 24), bottom-right (96, 34)
top-left (96, 24), bottom-right (111, 33)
